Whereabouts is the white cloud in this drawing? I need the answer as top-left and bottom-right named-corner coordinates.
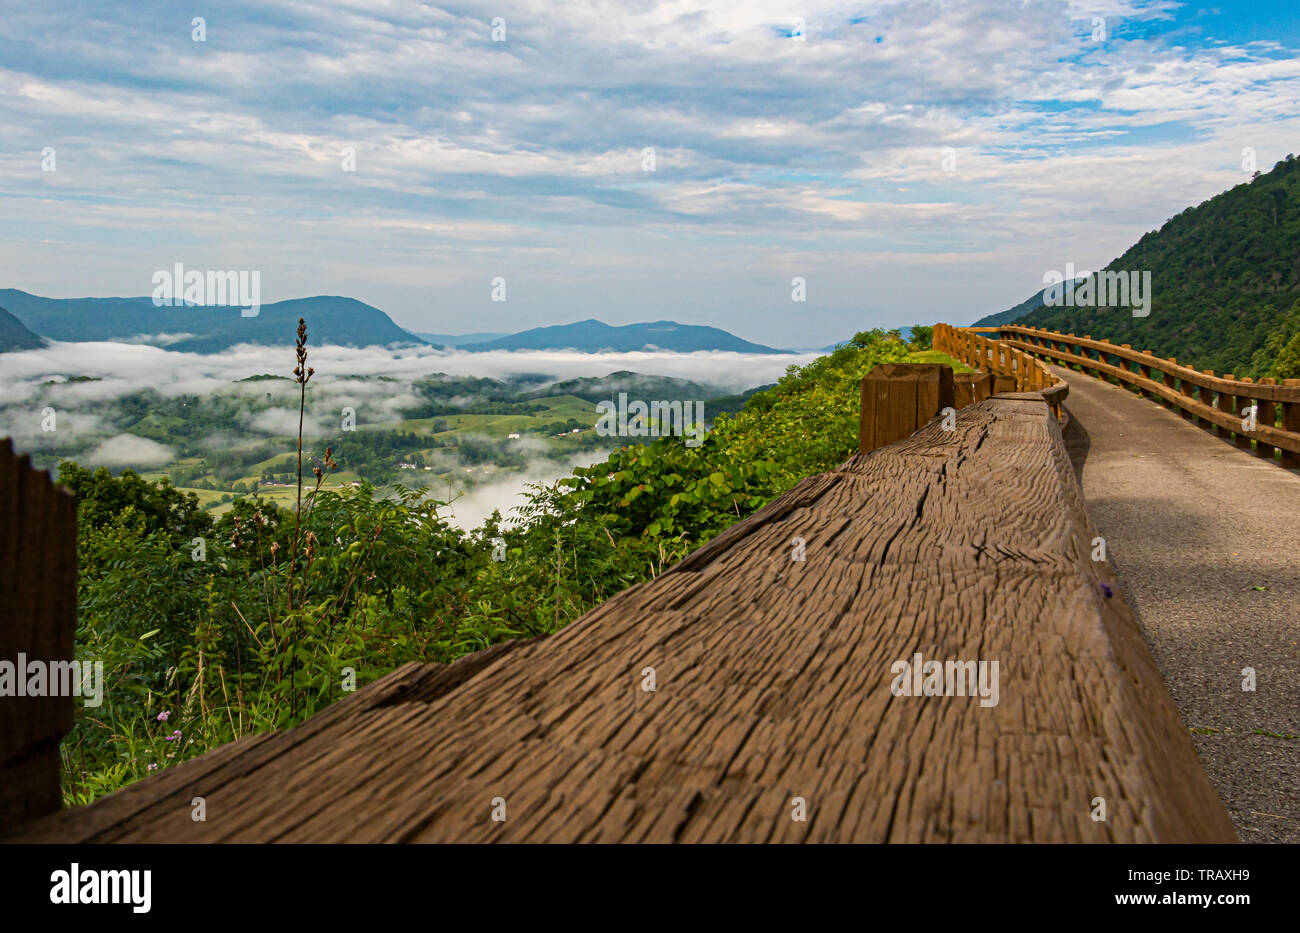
top-left (0, 1), bottom-right (1296, 343)
top-left (84, 434), bottom-right (173, 468)
top-left (0, 341), bottom-right (807, 408)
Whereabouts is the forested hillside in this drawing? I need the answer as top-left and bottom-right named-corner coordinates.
top-left (976, 155), bottom-right (1300, 379)
top-left (0, 291), bottom-right (426, 352)
top-left (0, 304), bottom-right (44, 351)
top-left (56, 324), bottom-right (940, 803)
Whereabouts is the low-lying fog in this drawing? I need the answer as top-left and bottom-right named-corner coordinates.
top-left (1, 341), bottom-right (821, 530)
top-left (437, 452), bottom-right (607, 531)
top-left (0, 340), bottom-right (819, 405)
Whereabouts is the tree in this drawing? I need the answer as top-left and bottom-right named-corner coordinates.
top-left (56, 461), bottom-right (213, 545)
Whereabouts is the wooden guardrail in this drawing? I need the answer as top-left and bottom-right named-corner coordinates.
top-left (932, 323), bottom-right (1069, 419)
top-left (5, 396), bottom-right (1236, 843)
top-left (983, 325), bottom-right (1300, 469)
top-left (0, 439), bottom-right (78, 832)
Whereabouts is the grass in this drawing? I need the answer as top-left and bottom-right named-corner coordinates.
top-left (1189, 726), bottom-right (1299, 741)
top-left (906, 350), bottom-right (974, 373)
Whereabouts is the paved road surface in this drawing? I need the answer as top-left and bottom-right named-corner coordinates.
top-left (1053, 364), bottom-right (1300, 843)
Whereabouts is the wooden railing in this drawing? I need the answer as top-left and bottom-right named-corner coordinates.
top-left (5, 397), bottom-right (1237, 843)
top-left (932, 322), bottom-right (1069, 418)
top-left (975, 325), bottom-right (1300, 469)
top-left (0, 439), bottom-right (78, 832)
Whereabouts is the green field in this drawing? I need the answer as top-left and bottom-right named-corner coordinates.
top-left (377, 394), bottom-right (598, 439)
top-left (126, 393), bottom-right (608, 515)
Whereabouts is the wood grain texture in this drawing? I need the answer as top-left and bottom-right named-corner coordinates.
top-left (859, 363), bottom-right (954, 454)
top-left (953, 372), bottom-right (993, 410)
top-left (0, 439), bottom-right (78, 832)
top-left (6, 400), bottom-right (1235, 844)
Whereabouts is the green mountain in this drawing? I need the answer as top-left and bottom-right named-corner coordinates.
top-left (0, 290), bottom-right (428, 353)
top-left (972, 282), bottom-right (1085, 328)
top-left (0, 304), bottom-right (45, 352)
top-left (973, 155), bottom-right (1300, 378)
top-left (460, 319), bottom-right (789, 354)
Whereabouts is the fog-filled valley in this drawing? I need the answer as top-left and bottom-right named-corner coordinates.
top-left (1, 338), bottom-right (812, 528)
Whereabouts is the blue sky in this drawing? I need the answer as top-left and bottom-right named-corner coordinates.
top-left (2, 0), bottom-right (1298, 346)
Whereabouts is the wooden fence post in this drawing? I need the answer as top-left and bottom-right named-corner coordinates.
top-left (1257, 379), bottom-right (1277, 462)
top-left (954, 372), bottom-right (993, 409)
top-left (1283, 380), bottom-right (1300, 469)
top-left (1181, 370), bottom-right (1198, 423)
top-left (1201, 370), bottom-right (1217, 430)
top-left (1164, 359), bottom-right (1181, 414)
top-left (1136, 348), bottom-right (1153, 400)
top-left (991, 374), bottom-right (1017, 395)
top-left (1215, 374), bottom-right (1234, 438)
top-left (0, 439), bottom-right (78, 833)
top-left (860, 364), bottom-right (955, 454)
top-left (1235, 379), bottom-right (1254, 450)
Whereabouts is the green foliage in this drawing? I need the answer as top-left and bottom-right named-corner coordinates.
top-left (57, 461), bottom-right (212, 544)
top-left (907, 325), bottom-right (934, 350)
top-left (1264, 298), bottom-right (1300, 380)
top-left (997, 155), bottom-right (1300, 378)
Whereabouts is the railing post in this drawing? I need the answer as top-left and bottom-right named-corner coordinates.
top-left (1257, 379), bottom-right (1277, 462)
top-left (1180, 370), bottom-right (1197, 423)
top-left (991, 374), bottom-right (1017, 394)
top-left (1163, 359), bottom-right (1181, 413)
top-left (0, 439), bottom-right (78, 833)
top-left (1215, 374), bottom-right (1233, 438)
top-left (1235, 379), bottom-right (1254, 450)
top-left (1200, 370), bottom-right (1216, 430)
top-left (1137, 348), bottom-right (1153, 400)
top-left (1283, 381), bottom-right (1300, 469)
top-left (859, 364), bottom-right (955, 454)
top-left (954, 372), bottom-right (993, 409)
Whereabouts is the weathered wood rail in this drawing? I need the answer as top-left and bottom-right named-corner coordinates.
top-left (0, 439), bottom-right (78, 829)
top-left (958, 324), bottom-right (1300, 469)
top-left (4, 382), bottom-right (1235, 843)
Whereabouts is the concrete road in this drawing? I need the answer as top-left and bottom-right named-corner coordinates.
top-left (1053, 364), bottom-right (1300, 843)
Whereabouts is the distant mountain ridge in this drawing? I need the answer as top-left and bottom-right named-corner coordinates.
top-left (0, 304), bottom-right (45, 352)
top-left (409, 330), bottom-right (507, 347)
top-left (4, 291), bottom-right (794, 356)
top-left (972, 155), bottom-right (1300, 378)
top-left (970, 283), bottom-right (1085, 328)
top-left (0, 290), bottom-right (428, 353)
top-left (460, 319), bottom-right (789, 354)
